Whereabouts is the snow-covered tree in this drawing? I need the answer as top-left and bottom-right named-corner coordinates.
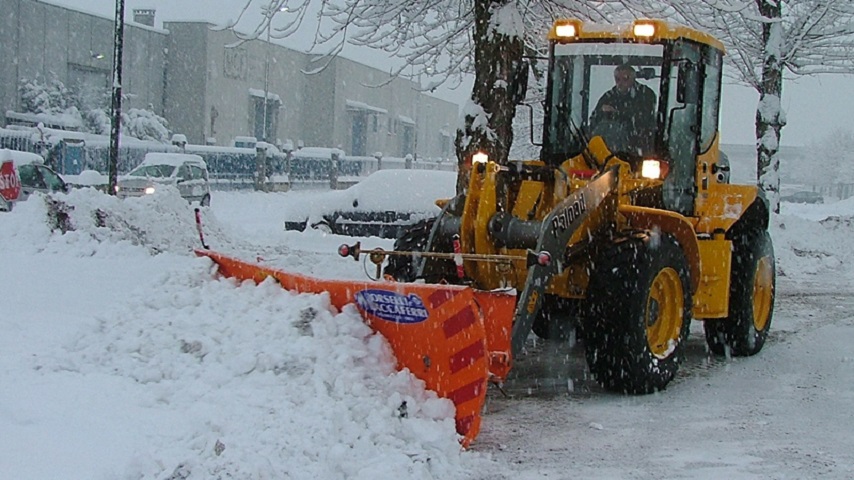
top-left (230, 0), bottom-right (610, 191)
top-left (617, 0), bottom-right (854, 211)
top-left (122, 107), bottom-right (171, 143)
top-left (18, 73), bottom-right (74, 114)
top-left (18, 74), bottom-right (169, 142)
top-left (802, 128), bottom-right (854, 190)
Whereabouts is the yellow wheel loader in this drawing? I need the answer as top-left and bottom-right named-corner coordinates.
top-left (383, 18), bottom-right (776, 394)
top-left (198, 19), bottom-right (776, 445)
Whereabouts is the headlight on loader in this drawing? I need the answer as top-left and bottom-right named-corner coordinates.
top-left (641, 159), bottom-right (662, 179)
top-left (144, 186), bottom-right (156, 195)
top-left (472, 151), bottom-right (489, 164)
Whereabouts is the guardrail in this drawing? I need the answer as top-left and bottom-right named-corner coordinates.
top-left (1, 126), bottom-right (457, 191)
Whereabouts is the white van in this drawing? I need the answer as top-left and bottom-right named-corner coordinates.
top-left (116, 153), bottom-right (211, 206)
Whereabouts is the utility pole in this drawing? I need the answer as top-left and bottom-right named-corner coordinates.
top-left (262, 17), bottom-right (270, 144)
top-left (261, 3), bottom-right (287, 144)
top-left (108, 0), bottom-right (125, 195)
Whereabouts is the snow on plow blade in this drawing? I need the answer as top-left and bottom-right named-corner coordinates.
top-left (196, 249), bottom-right (515, 446)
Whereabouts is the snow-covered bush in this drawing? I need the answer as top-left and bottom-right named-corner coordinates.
top-left (17, 75), bottom-right (170, 142)
top-left (122, 107), bottom-right (170, 143)
top-left (18, 73), bottom-right (73, 114)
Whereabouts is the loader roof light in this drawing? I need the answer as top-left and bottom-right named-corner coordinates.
top-left (633, 22), bottom-right (656, 38)
top-left (472, 151), bottom-right (489, 164)
top-left (555, 24), bottom-right (577, 38)
top-left (641, 159), bottom-right (662, 179)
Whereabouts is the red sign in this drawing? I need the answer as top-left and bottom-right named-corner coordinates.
top-left (0, 160), bottom-right (21, 203)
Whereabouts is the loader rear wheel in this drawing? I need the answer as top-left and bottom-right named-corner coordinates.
top-left (584, 233), bottom-right (692, 394)
top-left (704, 230), bottom-right (775, 356)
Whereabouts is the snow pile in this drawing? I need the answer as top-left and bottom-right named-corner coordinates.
top-left (40, 269), bottom-right (464, 479)
top-left (1, 188), bottom-right (242, 256)
top-left (0, 190), bottom-right (495, 480)
top-left (773, 196), bottom-right (854, 281)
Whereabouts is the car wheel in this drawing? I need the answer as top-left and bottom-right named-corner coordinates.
top-left (383, 219), bottom-right (434, 282)
top-left (312, 221), bottom-right (334, 234)
top-left (704, 230), bottom-right (775, 356)
top-left (584, 233), bottom-right (692, 394)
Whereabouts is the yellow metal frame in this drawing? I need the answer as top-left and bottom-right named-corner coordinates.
top-left (548, 18), bottom-right (725, 52)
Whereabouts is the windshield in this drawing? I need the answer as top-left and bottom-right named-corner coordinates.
top-left (129, 164), bottom-right (176, 178)
top-left (544, 42), bottom-right (665, 163)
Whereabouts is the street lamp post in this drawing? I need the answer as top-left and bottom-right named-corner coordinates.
top-left (262, 4), bottom-right (287, 144)
top-left (413, 67), bottom-right (432, 163)
top-left (108, 0), bottom-right (125, 195)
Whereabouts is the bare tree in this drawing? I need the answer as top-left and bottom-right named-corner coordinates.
top-left (230, 1), bottom-right (609, 191)
top-left (618, 0), bottom-right (854, 211)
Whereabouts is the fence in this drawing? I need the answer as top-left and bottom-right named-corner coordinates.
top-left (0, 126), bottom-right (456, 191)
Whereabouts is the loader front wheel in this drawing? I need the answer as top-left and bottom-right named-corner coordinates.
top-left (585, 233), bottom-right (692, 394)
top-left (704, 230), bottom-right (775, 356)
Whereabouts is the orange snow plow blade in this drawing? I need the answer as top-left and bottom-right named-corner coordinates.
top-left (196, 249), bottom-right (515, 446)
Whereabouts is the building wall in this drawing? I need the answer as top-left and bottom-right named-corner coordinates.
top-left (199, 26), bottom-right (313, 147)
top-left (164, 22), bottom-right (208, 144)
top-left (300, 58), bottom-right (338, 149)
top-left (0, 0), bottom-right (167, 120)
top-left (309, 56), bottom-right (459, 159)
top-left (0, 0), bottom-right (21, 114)
top-left (1, 1), bottom-right (459, 159)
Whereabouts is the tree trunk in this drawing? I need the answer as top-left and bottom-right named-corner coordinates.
top-left (755, 0), bottom-right (784, 213)
top-left (454, 0), bottom-right (524, 194)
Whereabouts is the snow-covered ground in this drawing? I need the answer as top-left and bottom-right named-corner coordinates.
top-left (2, 184), bottom-right (853, 479)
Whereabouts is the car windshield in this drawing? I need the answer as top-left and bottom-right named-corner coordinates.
top-left (129, 164), bottom-right (176, 178)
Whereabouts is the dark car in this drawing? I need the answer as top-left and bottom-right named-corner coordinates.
top-left (1, 149), bottom-right (68, 211)
top-left (283, 169), bottom-right (457, 238)
top-left (781, 191), bottom-right (823, 204)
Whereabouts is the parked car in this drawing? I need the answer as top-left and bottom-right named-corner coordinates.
top-left (1, 149), bottom-right (68, 211)
top-left (283, 169), bottom-right (457, 238)
top-left (116, 153), bottom-right (211, 206)
top-left (781, 190), bottom-right (824, 204)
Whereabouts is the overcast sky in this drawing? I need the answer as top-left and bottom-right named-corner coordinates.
top-left (48, 0), bottom-right (854, 147)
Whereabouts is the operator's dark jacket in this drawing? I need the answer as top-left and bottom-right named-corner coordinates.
top-left (591, 82), bottom-right (657, 152)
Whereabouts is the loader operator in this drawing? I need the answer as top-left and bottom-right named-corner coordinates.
top-left (590, 64), bottom-right (657, 154)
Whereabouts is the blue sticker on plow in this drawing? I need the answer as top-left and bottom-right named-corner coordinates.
top-left (355, 289), bottom-right (429, 324)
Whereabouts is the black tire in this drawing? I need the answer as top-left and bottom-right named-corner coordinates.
top-left (584, 233), bottom-right (693, 394)
top-left (383, 218), bottom-right (457, 283)
top-left (311, 220), bottom-right (334, 234)
top-left (704, 230), bottom-right (775, 356)
top-left (531, 295), bottom-right (579, 342)
top-left (383, 218), bottom-right (435, 282)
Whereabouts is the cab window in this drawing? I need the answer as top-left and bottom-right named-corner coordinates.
top-left (699, 49), bottom-right (722, 152)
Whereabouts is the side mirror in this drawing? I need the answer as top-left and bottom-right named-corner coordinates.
top-left (637, 67), bottom-right (656, 80)
top-left (511, 59), bottom-right (530, 105)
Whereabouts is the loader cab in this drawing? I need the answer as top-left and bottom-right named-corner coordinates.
top-left (542, 19), bottom-right (724, 216)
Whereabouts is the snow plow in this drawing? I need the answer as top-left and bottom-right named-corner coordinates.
top-left (198, 19), bottom-right (776, 446)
